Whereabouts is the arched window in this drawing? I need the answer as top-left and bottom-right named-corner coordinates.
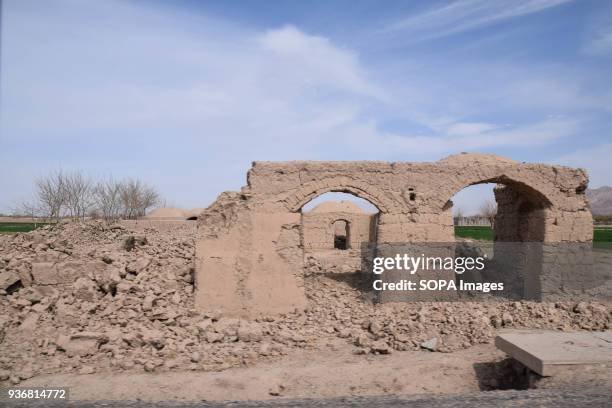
top-left (333, 219), bottom-right (350, 250)
top-left (449, 181), bottom-right (549, 243)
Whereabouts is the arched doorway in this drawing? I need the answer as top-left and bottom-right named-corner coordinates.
top-left (447, 179), bottom-right (552, 299)
top-left (332, 219), bottom-right (350, 250)
top-left (448, 179), bottom-right (551, 242)
top-left (300, 192), bottom-right (379, 274)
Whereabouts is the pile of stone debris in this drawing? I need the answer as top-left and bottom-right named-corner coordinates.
top-left (0, 221), bottom-right (610, 386)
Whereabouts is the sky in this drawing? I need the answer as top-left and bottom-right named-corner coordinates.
top-left (1, 0), bottom-right (611, 215)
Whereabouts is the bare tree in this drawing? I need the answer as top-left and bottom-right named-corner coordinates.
top-left (27, 170), bottom-right (162, 221)
top-left (11, 199), bottom-right (40, 219)
top-left (64, 171), bottom-right (94, 219)
top-left (139, 183), bottom-right (160, 216)
top-left (34, 170), bottom-right (67, 221)
top-left (119, 179), bottom-right (160, 219)
top-left (479, 199), bottom-right (497, 228)
top-left (21, 201), bottom-right (40, 219)
top-left (453, 206), bottom-right (464, 225)
top-left (93, 178), bottom-right (123, 221)
top-left (119, 179), bottom-right (139, 219)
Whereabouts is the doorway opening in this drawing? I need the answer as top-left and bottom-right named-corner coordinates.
top-left (300, 192), bottom-right (379, 274)
top-left (333, 220), bottom-right (350, 250)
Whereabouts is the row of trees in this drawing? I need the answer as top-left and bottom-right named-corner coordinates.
top-left (453, 199), bottom-right (497, 227)
top-left (17, 170), bottom-right (161, 221)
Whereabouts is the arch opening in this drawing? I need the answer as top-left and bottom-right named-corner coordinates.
top-left (333, 219), bottom-right (350, 250)
top-left (448, 180), bottom-right (553, 300)
top-left (300, 192), bottom-right (379, 274)
top-left (292, 184), bottom-right (385, 214)
top-left (449, 179), bottom-right (551, 243)
top-left (302, 192), bottom-right (379, 214)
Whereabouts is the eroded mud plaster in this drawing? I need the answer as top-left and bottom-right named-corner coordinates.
top-left (195, 153), bottom-right (593, 316)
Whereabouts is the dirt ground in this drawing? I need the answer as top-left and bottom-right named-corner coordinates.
top-left (21, 341), bottom-right (508, 401)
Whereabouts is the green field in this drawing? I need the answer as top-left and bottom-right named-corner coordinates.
top-left (594, 228), bottom-right (612, 243)
top-left (454, 226), bottom-right (494, 241)
top-left (0, 222), bottom-right (49, 234)
top-left (455, 225), bottom-right (612, 244)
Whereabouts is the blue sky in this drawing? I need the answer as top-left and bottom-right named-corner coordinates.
top-left (1, 0), bottom-right (611, 214)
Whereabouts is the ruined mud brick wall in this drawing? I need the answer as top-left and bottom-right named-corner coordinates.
top-left (302, 202), bottom-right (377, 274)
top-left (302, 206), bottom-right (375, 251)
top-left (196, 153), bottom-right (593, 316)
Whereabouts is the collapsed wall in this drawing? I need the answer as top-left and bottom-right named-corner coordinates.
top-left (1, 221), bottom-right (609, 384)
top-left (195, 153), bottom-right (593, 316)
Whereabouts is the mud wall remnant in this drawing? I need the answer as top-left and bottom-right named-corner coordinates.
top-left (195, 153), bottom-right (593, 316)
top-left (302, 201), bottom-right (376, 251)
top-left (301, 201), bottom-right (378, 274)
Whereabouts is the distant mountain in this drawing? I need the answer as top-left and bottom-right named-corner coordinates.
top-left (586, 186), bottom-right (612, 216)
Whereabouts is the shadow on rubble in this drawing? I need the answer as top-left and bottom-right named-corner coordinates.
top-left (319, 271), bottom-right (373, 293)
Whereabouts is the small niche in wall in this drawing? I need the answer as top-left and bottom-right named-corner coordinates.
top-left (408, 188), bottom-right (416, 201)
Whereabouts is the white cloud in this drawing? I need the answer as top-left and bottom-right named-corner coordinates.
top-left (344, 117), bottom-right (577, 155)
top-left (500, 77), bottom-right (603, 113)
top-left (0, 0), bottom-right (390, 209)
top-left (445, 122), bottom-right (498, 136)
top-left (0, 0), bottom-right (606, 211)
top-left (257, 26), bottom-right (385, 100)
top-left (385, 0), bottom-right (574, 41)
top-left (1, 4), bottom-right (382, 142)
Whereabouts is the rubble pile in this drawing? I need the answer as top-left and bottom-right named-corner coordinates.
top-left (0, 221), bottom-right (610, 385)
